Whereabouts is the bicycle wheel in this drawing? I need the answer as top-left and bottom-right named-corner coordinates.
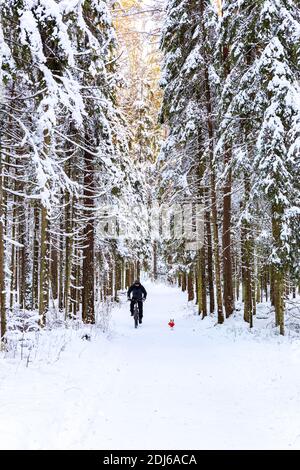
top-left (134, 304), bottom-right (139, 328)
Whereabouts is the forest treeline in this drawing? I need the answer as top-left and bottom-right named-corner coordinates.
top-left (0, 0), bottom-right (156, 340)
top-left (0, 0), bottom-right (300, 341)
top-left (158, 0), bottom-right (300, 334)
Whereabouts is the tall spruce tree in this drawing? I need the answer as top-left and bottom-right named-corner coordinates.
top-left (159, 0), bottom-right (224, 322)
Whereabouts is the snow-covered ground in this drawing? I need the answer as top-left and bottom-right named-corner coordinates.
top-left (1, 281), bottom-right (300, 450)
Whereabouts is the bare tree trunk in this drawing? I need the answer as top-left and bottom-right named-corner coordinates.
top-left (273, 267), bottom-right (284, 335)
top-left (200, 247), bottom-right (207, 318)
top-left (196, 254), bottom-right (203, 316)
top-left (252, 257), bottom-right (257, 317)
top-left (20, 209), bottom-right (31, 310)
top-left (197, 252), bottom-right (207, 318)
top-left (272, 208), bottom-right (285, 335)
top-left (12, 155), bottom-right (21, 309)
top-left (153, 240), bottom-right (158, 281)
top-left (64, 193), bottom-right (73, 319)
top-left (256, 263), bottom-right (261, 304)
top-left (39, 205), bottom-right (49, 326)
top-left (222, 158), bottom-right (234, 318)
top-left (136, 260), bottom-right (141, 281)
top-left (70, 246), bottom-right (78, 318)
top-left (205, 203), bottom-right (214, 313)
top-left (194, 267), bottom-right (198, 305)
top-left (242, 179), bottom-right (253, 326)
top-left (115, 254), bottom-right (122, 302)
top-left (106, 256), bottom-right (113, 299)
top-left (264, 267), bottom-right (268, 302)
top-left (130, 262), bottom-right (135, 285)
top-left (58, 215), bottom-right (64, 311)
top-left (235, 241), bottom-right (241, 302)
top-left (243, 238), bottom-right (253, 326)
top-left (82, 147), bottom-right (95, 324)
top-left (19, 219), bottom-right (24, 308)
top-left (50, 233), bottom-right (58, 302)
top-left (187, 269), bottom-right (194, 301)
top-left (270, 266), bottom-right (275, 308)
top-left (32, 203), bottom-right (40, 309)
top-left (121, 258), bottom-right (125, 291)
top-left (75, 246), bottom-right (82, 318)
top-left (181, 272), bottom-right (187, 292)
top-left (10, 194), bottom-right (17, 309)
top-left (102, 269), bottom-right (107, 302)
top-left (210, 176), bottom-right (224, 324)
top-left (125, 262), bottom-right (131, 289)
top-left (0, 140), bottom-right (6, 339)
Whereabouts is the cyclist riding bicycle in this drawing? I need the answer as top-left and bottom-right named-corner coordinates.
top-left (127, 280), bottom-right (147, 324)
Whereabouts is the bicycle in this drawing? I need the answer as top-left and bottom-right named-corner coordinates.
top-left (132, 299), bottom-right (140, 329)
top-left (129, 298), bottom-right (145, 329)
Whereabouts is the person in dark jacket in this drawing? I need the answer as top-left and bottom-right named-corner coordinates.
top-left (127, 280), bottom-right (147, 323)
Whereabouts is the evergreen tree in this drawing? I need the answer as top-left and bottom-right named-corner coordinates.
top-left (218, 0), bottom-right (300, 334)
top-left (159, 0), bottom-right (224, 321)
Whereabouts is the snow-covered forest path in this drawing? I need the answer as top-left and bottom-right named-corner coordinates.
top-left (1, 281), bottom-right (300, 450)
